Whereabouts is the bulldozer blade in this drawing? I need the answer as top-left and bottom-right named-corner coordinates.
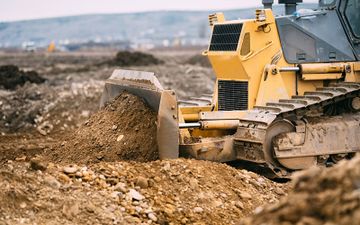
top-left (100, 69), bottom-right (179, 160)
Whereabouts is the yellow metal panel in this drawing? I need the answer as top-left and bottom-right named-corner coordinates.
top-left (180, 106), bottom-right (213, 122)
top-left (202, 9), bottom-right (351, 113)
top-left (205, 10), bottom-right (292, 109)
top-left (302, 73), bottom-right (343, 80)
top-left (300, 63), bottom-right (345, 74)
top-left (354, 63), bottom-right (360, 72)
top-left (180, 106), bottom-right (212, 114)
top-left (256, 67), bottom-right (290, 106)
top-left (199, 111), bottom-right (247, 120)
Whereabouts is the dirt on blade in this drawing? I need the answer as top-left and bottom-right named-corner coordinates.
top-left (46, 91), bottom-right (159, 164)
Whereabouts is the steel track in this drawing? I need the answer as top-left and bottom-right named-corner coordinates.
top-left (235, 82), bottom-right (360, 178)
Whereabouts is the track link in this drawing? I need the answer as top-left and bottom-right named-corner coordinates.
top-left (234, 82), bottom-right (360, 178)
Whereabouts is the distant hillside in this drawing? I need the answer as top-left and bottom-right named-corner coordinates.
top-left (0, 4), bottom-right (317, 48)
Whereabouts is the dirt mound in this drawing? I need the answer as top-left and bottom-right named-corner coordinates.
top-left (109, 51), bottom-right (163, 67)
top-left (185, 54), bottom-right (211, 67)
top-left (0, 65), bottom-right (45, 90)
top-left (0, 159), bottom-right (287, 225)
top-left (241, 155), bottom-right (360, 225)
top-left (46, 92), bottom-right (158, 164)
top-left (0, 80), bottom-right (102, 136)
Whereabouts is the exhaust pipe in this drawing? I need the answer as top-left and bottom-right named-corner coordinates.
top-left (279, 0), bottom-right (303, 15)
top-left (262, 0), bottom-right (274, 9)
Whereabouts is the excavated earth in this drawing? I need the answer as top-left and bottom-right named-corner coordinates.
top-left (0, 159), bottom-right (288, 225)
top-left (0, 51), bottom-right (290, 224)
top-left (2, 50), bottom-right (357, 224)
top-left (47, 92), bottom-right (159, 164)
top-left (241, 154), bottom-right (360, 225)
top-left (0, 65), bottom-right (46, 90)
top-left (108, 51), bottom-right (164, 67)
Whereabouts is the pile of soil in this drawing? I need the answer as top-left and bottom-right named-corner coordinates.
top-left (185, 54), bottom-right (211, 67)
top-left (0, 65), bottom-right (45, 90)
top-left (242, 155), bottom-right (360, 225)
top-left (109, 51), bottom-right (163, 67)
top-left (0, 80), bottom-right (102, 135)
top-left (0, 159), bottom-right (288, 225)
top-left (46, 92), bottom-right (158, 164)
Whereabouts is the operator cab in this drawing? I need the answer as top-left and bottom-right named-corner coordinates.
top-left (274, 0), bottom-right (360, 63)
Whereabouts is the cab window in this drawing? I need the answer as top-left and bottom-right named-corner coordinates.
top-left (345, 0), bottom-right (360, 38)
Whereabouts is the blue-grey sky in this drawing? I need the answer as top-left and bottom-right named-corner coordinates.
top-left (0, 0), bottom-right (318, 22)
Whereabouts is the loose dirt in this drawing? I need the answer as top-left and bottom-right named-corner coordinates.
top-left (0, 51), bottom-right (290, 225)
top-left (109, 51), bottom-right (164, 67)
top-left (0, 65), bottom-right (45, 90)
top-left (0, 158), bottom-right (287, 225)
top-left (241, 155), bottom-right (360, 225)
top-left (46, 92), bottom-right (159, 164)
top-left (185, 54), bottom-right (211, 67)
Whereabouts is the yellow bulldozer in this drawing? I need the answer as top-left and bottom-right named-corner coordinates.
top-left (101, 0), bottom-right (360, 178)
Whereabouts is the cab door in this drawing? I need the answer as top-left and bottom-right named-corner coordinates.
top-left (339, 0), bottom-right (360, 59)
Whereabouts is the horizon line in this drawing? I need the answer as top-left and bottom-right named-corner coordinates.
top-left (0, 3), bottom-right (318, 23)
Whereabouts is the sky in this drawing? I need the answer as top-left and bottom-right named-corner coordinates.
top-left (0, 0), bottom-right (318, 22)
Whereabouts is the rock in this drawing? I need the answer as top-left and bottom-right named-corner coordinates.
top-left (81, 110), bottom-right (90, 117)
top-left (240, 192), bottom-right (252, 200)
top-left (117, 134), bottom-right (124, 142)
top-left (15, 156), bottom-right (26, 162)
top-left (85, 202), bottom-right (96, 213)
top-left (62, 201), bottom-right (80, 219)
top-left (19, 202), bottom-right (27, 209)
top-left (111, 191), bottom-right (121, 199)
top-left (36, 126), bottom-right (47, 136)
top-left (257, 178), bottom-right (266, 185)
top-left (181, 218), bottom-right (189, 224)
top-left (125, 216), bottom-right (142, 224)
top-left (189, 178), bottom-right (198, 189)
top-left (154, 176), bottom-right (161, 183)
top-left (30, 158), bottom-right (47, 171)
top-left (211, 199), bottom-right (223, 208)
top-left (111, 125), bottom-right (118, 131)
top-left (128, 189), bottom-right (145, 201)
top-left (114, 182), bottom-right (127, 193)
top-left (37, 121), bottom-right (53, 136)
top-left (148, 213), bottom-right (157, 222)
top-left (57, 173), bottom-right (71, 183)
top-left (274, 187), bottom-right (286, 196)
top-left (220, 193), bottom-right (227, 198)
top-left (193, 207), bottom-right (204, 213)
top-left (235, 201), bottom-right (244, 209)
top-left (254, 206), bottom-right (263, 214)
top-left (164, 204), bottom-right (176, 216)
top-left (44, 175), bottom-right (61, 189)
top-left (63, 166), bottom-right (78, 174)
top-left (162, 162), bottom-right (171, 171)
top-left (135, 176), bottom-right (149, 189)
top-left (75, 171), bottom-right (83, 178)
